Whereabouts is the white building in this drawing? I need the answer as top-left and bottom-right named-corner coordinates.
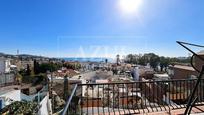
top-left (0, 58), bottom-right (11, 73)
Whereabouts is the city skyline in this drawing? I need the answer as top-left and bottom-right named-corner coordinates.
top-left (0, 0), bottom-right (204, 58)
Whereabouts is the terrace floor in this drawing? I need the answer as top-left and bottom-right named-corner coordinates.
top-left (137, 107), bottom-right (204, 115)
top-left (83, 105), bottom-right (204, 115)
top-left (137, 105), bottom-right (204, 115)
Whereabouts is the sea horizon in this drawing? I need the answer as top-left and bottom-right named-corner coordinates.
top-left (61, 57), bottom-right (114, 63)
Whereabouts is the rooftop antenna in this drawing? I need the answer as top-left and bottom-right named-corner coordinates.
top-left (177, 41), bottom-right (204, 115)
top-left (17, 49), bottom-right (19, 55)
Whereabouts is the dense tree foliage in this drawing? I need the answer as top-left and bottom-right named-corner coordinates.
top-left (125, 54), bottom-right (139, 64)
top-left (26, 64), bottom-right (31, 75)
top-left (0, 101), bottom-right (38, 115)
top-left (63, 62), bottom-right (81, 70)
top-left (124, 53), bottom-right (190, 70)
top-left (38, 63), bottom-right (62, 73)
top-left (18, 61), bottom-right (62, 85)
top-left (34, 60), bottom-right (40, 74)
top-left (148, 53), bottom-right (160, 69)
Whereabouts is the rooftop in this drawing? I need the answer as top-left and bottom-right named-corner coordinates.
top-left (197, 50), bottom-right (204, 55)
top-left (173, 65), bottom-right (195, 71)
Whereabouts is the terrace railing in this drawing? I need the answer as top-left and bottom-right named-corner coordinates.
top-left (61, 84), bottom-right (79, 115)
top-left (62, 78), bottom-right (204, 115)
top-left (0, 73), bottom-right (16, 87)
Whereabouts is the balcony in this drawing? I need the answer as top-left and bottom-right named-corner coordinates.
top-left (61, 78), bottom-right (204, 115)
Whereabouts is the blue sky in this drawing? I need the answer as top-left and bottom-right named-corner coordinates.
top-left (0, 0), bottom-right (204, 58)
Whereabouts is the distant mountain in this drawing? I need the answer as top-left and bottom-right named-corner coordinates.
top-left (0, 52), bottom-right (53, 60)
top-left (0, 52), bottom-right (14, 57)
top-left (0, 52), bottom-right (5, 56)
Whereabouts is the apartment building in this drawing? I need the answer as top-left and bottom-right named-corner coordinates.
top-left (0, 57), bottom-right (10, 73)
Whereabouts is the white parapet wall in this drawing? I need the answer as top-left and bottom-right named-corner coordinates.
top-left (0, 90), bottom-right (21, 101)
top-left (0, 90), bottom-right (21, 108)
top-left (38, 94), bottom-right (50, 115)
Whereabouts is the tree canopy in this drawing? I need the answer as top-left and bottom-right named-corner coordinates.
top-left (124, 53), bottom-right (190, 70)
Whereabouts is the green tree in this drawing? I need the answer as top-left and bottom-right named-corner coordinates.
top-left (148, 53), bottom-right (160, 69)
top-left (63, 62), bottom-right (81, 70)
top-left (124, 53), bottom-right (190, 69)
top-left (26, 64), bottom-right (31, 75)
top-left (138, 56), bottom-right (146, 65)
top-left (16, 73), bottom-right (23, 84)
top-left (125, 54), bottom-right (139, 64)
top-left (160, 56), bottom-right (169, 71)
top-left (39, 63), bottom-right (61, 73)
top-left (34, 60), bottom-right (40, 74)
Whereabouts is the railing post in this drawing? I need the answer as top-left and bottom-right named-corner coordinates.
top-left (61, 84), bottom-right (78, 115)
top-left (80, 85), bottom-right (83, 115)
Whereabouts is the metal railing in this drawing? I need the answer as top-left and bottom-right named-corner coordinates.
top-left (0, 73), bottom-right (16, 87)
top-left (61, 84), bottom-right (78, 115)
top-left (62, 78), bottom-right (204, 115)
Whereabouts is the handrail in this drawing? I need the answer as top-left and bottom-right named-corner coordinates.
top-left (58, 78), bottom-right (204, 115)
top-left (79, 78), bottom-right (202, 85)
top-left (61, 84), bottom-right (78, 115)
top-left (79, 78), bottom-right (204, 115)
